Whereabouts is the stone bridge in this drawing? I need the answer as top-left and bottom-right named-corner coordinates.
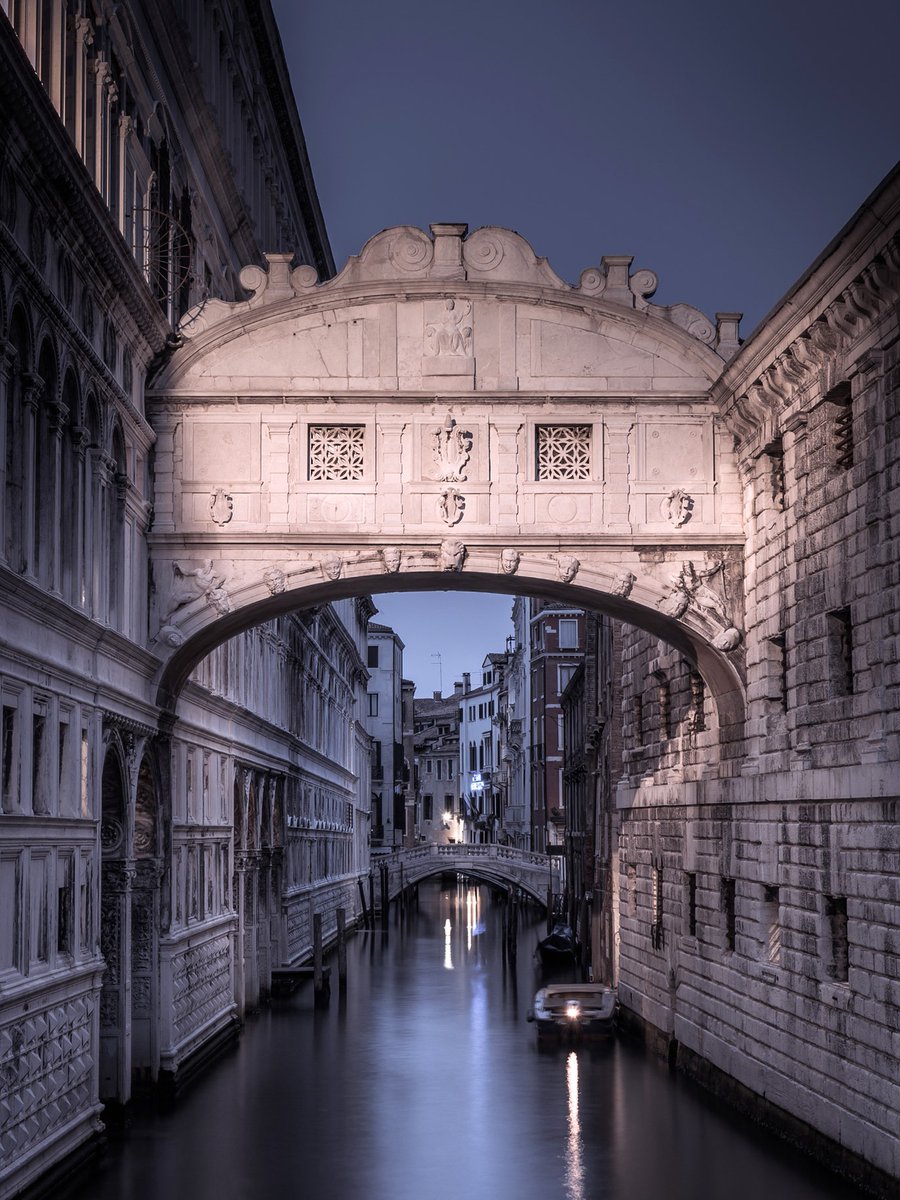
top-left (148, 222), bottom-right (748, 753)
top-left (375, 843), bottom-right (561, 907)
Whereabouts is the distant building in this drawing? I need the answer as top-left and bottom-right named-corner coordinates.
top-left (413, 686), bottom-right (462, 844)
top-left (365, 623), bottom-right (405, 847)
top-left (528, 601), bottom-right (586, 853)
top-left (458, 655), bottom-right (508, 843)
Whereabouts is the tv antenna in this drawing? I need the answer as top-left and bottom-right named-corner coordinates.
top-left (431, 652), bottom-right (443, 694)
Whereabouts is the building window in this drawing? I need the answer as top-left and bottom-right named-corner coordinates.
top-left (425, 759), bottom-right (432, 774)
top-left (762, 885), bottom-right (781, 964)
top-left (447, 761), bottom-right (453, 780)
top-left (722, 878), bottom-right (736, 951)
top-left (826, 895), bottom-right (849, 982)
top-left (686, 872), bottom-right (697, 937)
top-left (655, 672), bottom-right (671, 740)
top-left (689, 671), bottom-right (706, 732)
top-left (308, 424), bottom-right (365, 480)
top-left (367, 645), bottom-right (379, 668)
top-left (650, 861), bottom-right (664, 949)
top-left (767, 634), bottom-right (788, 710)
top-left (626, 864), bottom-right (637, 918)
top-left (826, 607), bottom-right (854, 696)
top-left (558, 619), bottom-right (578, 650)
top-left (632, 694), bottom-right (644, 745)
top-left (536, 424), bottom-right (591, 480)
top-left (825, 381), bottom-right (853, 470)
top-left (367, 693), bottom-right (379, 717)
top-left (558, 664), bottom-right (577, 692)
top-left (423, 795), bottom-right (433, 821)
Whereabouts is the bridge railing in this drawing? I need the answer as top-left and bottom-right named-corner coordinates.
top-left (379, 843), bottom-right (560, 902)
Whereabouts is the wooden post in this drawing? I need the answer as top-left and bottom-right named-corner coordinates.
top-left (337, 907), bottom-right (347, 991)
top-left (547, 886), bottom-right (554, 934)
top-left (369, 872), bottom-right (375, 926)
top-left (380, 863), bottom-right (389, 929)
top-left (357, 879), bottom-right (369, 927)
top-left (313, 913), bottom-right (328, 1007)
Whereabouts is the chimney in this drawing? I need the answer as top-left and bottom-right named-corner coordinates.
top-left (453, 680), bottom-right (464, 696)
top-left (433, 690), bottom-right (442, 701)
top-left (462, 672), bottom-right (471, 691)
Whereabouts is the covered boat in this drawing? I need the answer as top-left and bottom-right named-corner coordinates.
top-left (527, 984), bottom-right (616, 1041)
top-left (535, 923), bottom-right (578, 970)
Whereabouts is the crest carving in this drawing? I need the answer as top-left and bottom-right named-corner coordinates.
top-left (432, 415), bottom-right (472, 481)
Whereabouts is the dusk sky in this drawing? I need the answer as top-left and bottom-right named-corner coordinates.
top-left (271, 0), bottom-right (899, 695)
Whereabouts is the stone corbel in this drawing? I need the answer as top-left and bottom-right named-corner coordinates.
top-left (825, 294), bottom-right (857, 339)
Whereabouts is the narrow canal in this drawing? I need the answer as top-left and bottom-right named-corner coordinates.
top-left (72, 879), bottom-right (865, 1200)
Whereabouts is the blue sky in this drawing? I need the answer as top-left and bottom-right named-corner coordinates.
top-left (270, 0), bottom-right (899, 691)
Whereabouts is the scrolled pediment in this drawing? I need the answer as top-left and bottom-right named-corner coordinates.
top-left (160, 224), bottom-right (734, 396)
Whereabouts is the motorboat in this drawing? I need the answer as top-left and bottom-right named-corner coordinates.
top-left (535, 923), bottom-right (578, 970)
top-left (527, 983), bottom-right (616, 1040)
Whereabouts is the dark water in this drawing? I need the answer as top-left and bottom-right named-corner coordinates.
top-left (73, 879), bottom-right (866, 1200)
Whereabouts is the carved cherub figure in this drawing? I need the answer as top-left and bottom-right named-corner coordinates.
top-left (557, 554), bottom-right (580, 583)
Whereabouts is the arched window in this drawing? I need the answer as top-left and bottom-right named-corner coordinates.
top-left (82, 393), bottom-right (101, 613)
top-left (4, 306), bottom-right (31, 574)
top-left (107, 422), bottom-right (127, 629)
top-left (59, 368), bottom-right (81, 604)
top-left (34, 337), bottom-right (58, 588)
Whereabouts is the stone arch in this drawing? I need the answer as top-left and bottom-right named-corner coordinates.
top-left (155, 562), bottom-right (745, 746)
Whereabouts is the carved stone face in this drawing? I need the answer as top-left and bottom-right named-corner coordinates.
top-left (500, 548), bottom-right (520, 575)
top-left (322, 553), bottom-right (343, 581)
top-left (381, 547), bottom-right (402, 573)
top-left (263, 566), bottom-right (286, 595)
top-left (440, 538), bottom-right (466, 572)
top-left (557, 554), bottom-right (579, 583)
top-left (612, 569), bottom-right (636, 598)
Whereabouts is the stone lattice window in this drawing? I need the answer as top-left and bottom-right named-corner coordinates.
top-left (308, 425), bottom-right (365, 480)
top-left (536, 424), bottom-right (591, 480)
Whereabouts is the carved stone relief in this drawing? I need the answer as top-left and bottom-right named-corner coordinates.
top-left (381, 547), bottom-right (402, 573)
top-left (661, 488), bottom-right (693, 527)
top-left (439, 487), bottom-right (465, 526)
top-left (500, 548), bottom-right (520, 575)
top-left (209, 488), bottom-right (234, 525)
top-left (264, 566), bottom-right (287, 595)
top-left (432, 416), bottom-right (472, 481)
top-left (320, 553), bottom-right (343, 581)
top-left (439, 538), bottom-right (467, 572)
top-left (426, 299), bottom-right (472, 357)
top-left (557, 554), bottom-right (580, 583)
top-left (611, 569), bottom-right (636, 598)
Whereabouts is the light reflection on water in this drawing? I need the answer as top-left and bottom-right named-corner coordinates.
top-left (69, 878), bottom-right (868, 1200)
top-left (565, 1051), bottom-right (585, 1200)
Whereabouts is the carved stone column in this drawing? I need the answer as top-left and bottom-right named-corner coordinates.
top-left (98, 859), bottom-right (135, 1104)
top-left (0, 341), bottom-right (12, 566)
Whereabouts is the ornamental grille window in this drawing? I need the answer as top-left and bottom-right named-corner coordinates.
top-left (536, 424), bottom-right (592, 480)
top-left (308, 425), bottom-right (365, 480)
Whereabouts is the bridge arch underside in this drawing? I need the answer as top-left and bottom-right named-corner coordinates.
top-left (155, 568), bottom-right (746, 752)
top-left (393, 861), bottom-right (551, 907)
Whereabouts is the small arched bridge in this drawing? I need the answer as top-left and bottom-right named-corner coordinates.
top-left (375, 843), bottom-right (560, 907)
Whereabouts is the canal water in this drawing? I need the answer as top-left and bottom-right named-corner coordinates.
top-left (72, 878), bottom-right (866, 1200)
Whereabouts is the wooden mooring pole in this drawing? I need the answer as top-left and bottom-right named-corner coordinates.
top-left (337, 907), bottom-right (347, 991)
top-left (313, 913), bottom-right (329, 1007)
top-left (380, 862), bottom-right (389, 929)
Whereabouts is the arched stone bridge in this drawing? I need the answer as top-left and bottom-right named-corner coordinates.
top-left (375, 843), bottom-right (561, 907)
top-left (148, 222), bottom-right (749, 749)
